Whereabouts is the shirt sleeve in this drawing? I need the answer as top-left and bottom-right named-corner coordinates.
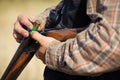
top-left (36, 0), bottom-right (64, 27)
top-left (45, 13), bottom-right (120, 76)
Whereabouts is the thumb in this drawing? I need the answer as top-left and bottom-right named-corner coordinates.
top-left (30, 31), bottom-right (56, 48)
top-left (30, 31), bottom-right (47, 46)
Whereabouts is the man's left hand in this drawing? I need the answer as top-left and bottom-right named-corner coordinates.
top-left (30, 31), bottom-right (56, 63)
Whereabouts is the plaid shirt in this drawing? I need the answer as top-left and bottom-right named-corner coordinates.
top-left (39, 0), bottom-right (120, 76)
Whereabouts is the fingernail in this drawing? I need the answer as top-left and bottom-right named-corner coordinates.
top-left (24, 32), bottom-right (29, 37)
top-left (29, 25), bottom-right (33, 30)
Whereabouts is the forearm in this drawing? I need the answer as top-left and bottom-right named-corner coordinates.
top-left (45, 13), bottom-right (120, 76)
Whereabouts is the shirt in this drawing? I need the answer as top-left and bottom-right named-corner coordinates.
top-left (39, 0), bottom-right (120, 76)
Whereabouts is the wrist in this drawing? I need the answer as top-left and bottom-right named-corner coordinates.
top-left (36, 46), bottom-right (46, 63)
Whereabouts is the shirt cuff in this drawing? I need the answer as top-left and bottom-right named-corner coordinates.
top-left (45, 40), bottom-right (61, 70)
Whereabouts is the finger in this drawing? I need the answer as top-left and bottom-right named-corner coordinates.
top-left (14, 21), bottom-right (29, 37)
top-left (18, 15), bottom-right (33, 30)
top-left (37, 20), bottom-right (46, 31)
top-left (13, 31), bottom-right (23, 43)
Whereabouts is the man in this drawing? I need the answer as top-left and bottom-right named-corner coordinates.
top-left (13, 0), bottom-right (120, 80)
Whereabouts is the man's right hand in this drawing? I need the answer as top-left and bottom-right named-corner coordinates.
top-left (13, 14), bottom-right (33, 42)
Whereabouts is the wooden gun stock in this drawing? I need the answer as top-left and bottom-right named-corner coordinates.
top-left (1, 28), bottom-right (82, 80)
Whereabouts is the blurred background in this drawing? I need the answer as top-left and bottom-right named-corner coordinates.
top-left (0, 0), bottom-right (59, 80)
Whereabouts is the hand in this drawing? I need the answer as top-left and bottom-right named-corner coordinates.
top-left (13, 14), bottom-right (53, 63)
top-left (13, 14), bottom-right (32, 42)
top-left (30, 31), bottom-right (56, 63)
top-left (13, 14), bottom-right (45, 43)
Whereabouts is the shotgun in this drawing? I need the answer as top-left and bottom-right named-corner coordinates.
top-left (0, 20), bottom-right (84, 80)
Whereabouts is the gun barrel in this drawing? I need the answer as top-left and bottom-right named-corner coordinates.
top-left (1, 37), bottom-right (39, 80)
